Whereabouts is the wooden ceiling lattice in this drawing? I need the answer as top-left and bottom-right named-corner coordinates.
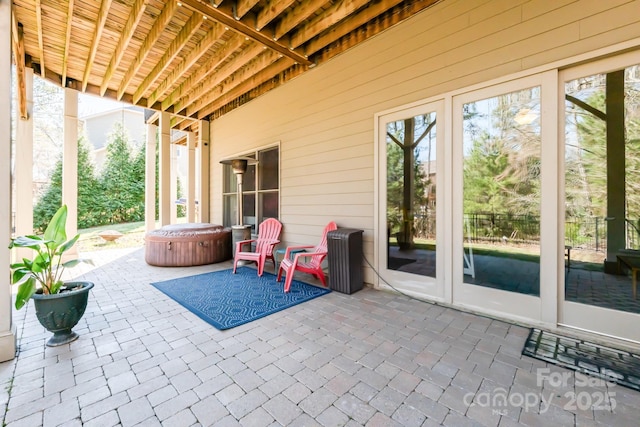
top-left (12, 0), bottom-right (441, 131)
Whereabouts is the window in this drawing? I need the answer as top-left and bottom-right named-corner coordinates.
top-left (223, 146), bottom-right (279, 232)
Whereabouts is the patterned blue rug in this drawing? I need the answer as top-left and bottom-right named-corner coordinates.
top-left (151, 267), bottom-right (331, 330)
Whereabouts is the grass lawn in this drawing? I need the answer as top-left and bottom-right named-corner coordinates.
top-left (76, 218), bottom-right (187, 252)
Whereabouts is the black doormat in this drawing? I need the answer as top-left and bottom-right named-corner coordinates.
top-left (522, 329), bottom-right (640, 392)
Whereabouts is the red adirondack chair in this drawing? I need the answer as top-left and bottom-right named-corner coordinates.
top-left (277, 221), bottom-right (338, 292)
top-left (233, 218), bottom-right (283, 276)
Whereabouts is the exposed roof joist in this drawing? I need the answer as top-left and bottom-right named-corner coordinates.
top-left (179, 0), bottom-right (312, 66)
top-left (12, 0), bottom-right (442, 123)
top-left (100, 0), bottom-right (147, 96)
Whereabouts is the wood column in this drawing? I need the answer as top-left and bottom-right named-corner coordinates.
top-left (187, 131), bottom-right (196, 222)
top-left (145, 123), bottom-right (157, 232)
top-left (605, 71), bottom-right (626, 271)
top-left (159, 112), bottom-right (171, 226)
top-left (62, 88), bottom-right (79, 256)
top-left (0, 0), bottom-right (17, 362)
top-left (198, 120), bottom-right (210, 222)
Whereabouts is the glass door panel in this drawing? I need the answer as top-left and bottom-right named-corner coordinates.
top-left (386, 113), bottom-right (437, 277)
top-left (378, 101), bottom-right (445, 299)
top-left (560, 54), bottom-right (640, 342)
top-left (453, 75), bottom-right (544, 321)
top-left (462, 87), bottom-right (542, 295)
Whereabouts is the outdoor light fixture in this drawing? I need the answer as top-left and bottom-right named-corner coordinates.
top-left (220, 156), bottom-right (258, 251)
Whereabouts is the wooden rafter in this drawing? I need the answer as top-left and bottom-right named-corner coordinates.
top-left (235, 0), bottom-right (260, 19)
top-left (198, 58), bottom-right (295, 119)
top-left (13, 0), bottom-right (439, 123)
top-left (82, 0), bottom-right (112, 91)
top-left (12, 16), bottom-right (27, 119)
top-left (100, 0), bottom-right (147, 96)
top-left (179, 0), bottom-right (312, 66)
top-left (148, 22), bottom-right (225, 106)
top-left (117, 0), bottom-right (178, 100)
top-left (304, 0), bottom-right (405, 55)
top-left (161, 33), bottom-right (245, 111)
top-left (133, 12), bottom-right (204, 104)
top-left (61, 0), bottom-right (74, 85)
top-left (255, 0), bottom-right (296, 31)
top-left (187, 49), bottom-right (282, 116)
top-left (273, 0), bottom-right (327, 42)
top-left (290, 0), bottom-right (371, 49)
top-left (34, 0), bottom-right (44, 77)
top-left (176, 42), bottom-right (266, 114)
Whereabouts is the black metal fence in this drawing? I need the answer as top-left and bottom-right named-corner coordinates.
top-left (412, 212), bottom-right (611, 252)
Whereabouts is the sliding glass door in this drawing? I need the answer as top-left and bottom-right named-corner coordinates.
top-left (560, 52), bottom-right (640, 342)
top-left (452, 74), bottom-right (553, 321)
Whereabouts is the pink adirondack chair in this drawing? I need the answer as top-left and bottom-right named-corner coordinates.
top-left (277, 221), bottom-right (338, 292)
top-left (233, 218), bottom-right (283, 276)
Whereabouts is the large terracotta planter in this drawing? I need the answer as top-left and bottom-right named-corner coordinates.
top-left (32, 281), bottom-right (94, 347)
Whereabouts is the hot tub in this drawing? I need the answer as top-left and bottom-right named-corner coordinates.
top-left (145, 223), bottom-right (232, 267)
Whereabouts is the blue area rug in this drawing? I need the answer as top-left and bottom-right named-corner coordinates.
top-left (151, 267), bottom-right (331, 330)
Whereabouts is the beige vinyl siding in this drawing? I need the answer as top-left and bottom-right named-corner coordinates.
top-left (210, 0), bottom-right (640, 282)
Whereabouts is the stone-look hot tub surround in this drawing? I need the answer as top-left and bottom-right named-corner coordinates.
top-left (145, 223), bottom-right (232, 267)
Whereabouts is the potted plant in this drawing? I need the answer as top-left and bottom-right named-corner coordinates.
top-left (9, 205), bottom-right (94, 347)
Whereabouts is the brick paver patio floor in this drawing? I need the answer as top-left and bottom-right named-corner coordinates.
top-left (1, 246), bottom-right (638, 426)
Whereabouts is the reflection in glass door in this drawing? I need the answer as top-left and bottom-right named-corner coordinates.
top-left (386, 113), bottom-right (438, 278)
top-left (561, 57), bottom-right (640, 341)
top-left (462, 87), bottom-right (542, 296)
top-left (378, 100), bottom-right (444, 299)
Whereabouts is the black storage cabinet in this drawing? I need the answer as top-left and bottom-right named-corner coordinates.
top-left (327, 228), bottom-right (364, 294)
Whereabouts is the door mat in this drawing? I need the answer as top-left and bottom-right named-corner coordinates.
top-left (522, 328), bottom-right (640, 392)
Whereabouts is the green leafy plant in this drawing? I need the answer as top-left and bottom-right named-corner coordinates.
top-left (9, 205), bottom-right (92, 309)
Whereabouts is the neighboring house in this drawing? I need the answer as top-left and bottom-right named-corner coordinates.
top-left (81, 106), bottom-right (189, 182)
top-left (81, 106), bottom-right (145, 171)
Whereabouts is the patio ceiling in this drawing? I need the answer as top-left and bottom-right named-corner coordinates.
top-left (11, 0), bottom-right (440, 132)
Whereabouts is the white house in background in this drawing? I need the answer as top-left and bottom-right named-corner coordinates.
top-left (81, 106), bottom-right (146, 171)
top-left (81, 106), bottom-right (189, 181)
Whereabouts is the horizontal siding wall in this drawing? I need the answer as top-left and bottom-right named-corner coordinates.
top-left (209, 0), bottom-right (640, 283)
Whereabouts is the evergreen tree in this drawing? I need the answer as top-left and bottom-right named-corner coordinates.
top-left (33, 137), bottom-right (99, 231)
top-left (99, 122), bottom-right (142, 223)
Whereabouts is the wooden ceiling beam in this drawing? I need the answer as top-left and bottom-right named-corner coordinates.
top-left (161, 33), bottom-right (244, 111)
top-left (255, 0), bottom-right (296, 31)
top-left (133, 12), bottom-right (204, 104)
top-left (289, 0), bottom-right (371, 50)
top-left (117, 0), bottom-right (178, 100)
top-left (303, 0), bottom-right (403, 54)
top-left (198, 58), bottom-right (295, 118)
top-left (187, 48), bottom-right (281, 116)
top-left (179, 0), bottom-right (311, 66)
top-left (12, 17), bottom-right (27, 119)
top-left (82, 0), bottom-right (113, 91)
top-left (100, 0), bottom-right (147, 96)
top-left (61, 0), bottom-right (74, 85)
top-left (148, 22), bottom-right (225, 106)
top-left (273, 0), bottom-right (326, 42)
top-left (235, 0), bottom-right (260, 19)
top-left (177, 42), bottom-right (266, 114)
top-left (34, 0), bottom-right (44, 77)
